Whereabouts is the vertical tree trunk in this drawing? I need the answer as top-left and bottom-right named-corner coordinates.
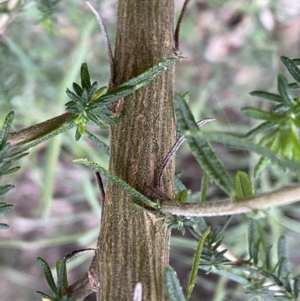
top-left (96, 1), bottom-right (175, 300)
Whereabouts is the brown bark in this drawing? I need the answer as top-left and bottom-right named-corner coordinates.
top-left (95, 1), bottom-right (175, 300)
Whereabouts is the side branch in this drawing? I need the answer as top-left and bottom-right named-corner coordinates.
top-left (161, 185), bottom-right (300, 216)
top-left (7, 112), bottom-right (72, 147)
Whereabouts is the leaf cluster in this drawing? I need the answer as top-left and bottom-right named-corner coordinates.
top-left (36, 256), bottom-right (76, 301)
top-left (0, 112), bottom-right (28, 229)
top-left (243, 220), bottom-right (299, 300)
top-left (65, 63), bottom-right (118, 140)
top-left (66, 57), bottom-right (178, 140)
top-left (243, 56), bottom-right (300, 177)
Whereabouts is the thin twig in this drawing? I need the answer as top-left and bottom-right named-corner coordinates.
top-left (95, 171), bottom-right (105, 208)
top-left (161, 184), bottom-right (300, 216)
top-left (86, 1), bottom-right (115, 86)
top-left (66, 248), bottom-right (96, 261)
top-left (156, 118), bottom-right (215, 186)
top-left (174, 0), bottom-right (192, 54)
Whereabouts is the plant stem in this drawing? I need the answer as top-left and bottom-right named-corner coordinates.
top-left (161, 184), bottom-right (300, 216)
top-left (7, 113), bottom-right (72, 147)
top-left (94, 1), bottom-right (175, 300)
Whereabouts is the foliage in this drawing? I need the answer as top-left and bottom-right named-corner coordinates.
top-left (65, 57), bottom-right (178, 140)
top-left (243, 56), bottom-right (300, 177)
top-left (36, 256), bottom-right (76, 301)
top-left (163, 55), bottom-right (300, 300)
top-left (2, 1), bottom-right (300, 300)
top-left (0, 112), bottom-right (28, 229)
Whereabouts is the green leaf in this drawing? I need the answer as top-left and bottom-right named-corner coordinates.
top-left (293, 277), bottom-right (299, 298)
top-left (0, 185), bottom-right (15, 196)
top-left (254, 156), bottom-right (270, 178)
top-left (264, 245), bottom-right (272, 271)
top-left (289, 82), bottom-right (300, 90)
top-left (37, 257), bottom-right (57, 294)
top-left (174, 93), bottom-right (233, 196)
top-left (281, 56), bottom-right (300, 83)
top-left (92, 57), bottom-right (178, 106)
top-left (72, 82), bottom-right (83, 97)
top-left (0, 111), bottom-right (14, 147)
top-left (233, 171), bottom-right (254, 201)
top-left (277, 236), bottom-right (290, 279)
top-left (241, 107), bottom-right (283, 121)
top-left (85, 130), bottom-right (109, 155)
top-left (164, 266), bottom-right (186, 301)
top-left (200, 171), bottom-right (208, 203)
top-left (272, 103), bottom-right (289, 114)
top-left (74, 158), bottom-right (158, 209)
top-left (174, 190), bottom-right (189, 202)
top-left (0, 202), bottom-right (14, 213)
top-left (278, 74), bottom-right (295, 106)
top-left (80, 63), bottom-right (91, 90)
top-left (245, 121), bottom-right (277, 139)
top-left (293, 58), bottom-right (300, 66)
top-left (193, 132), bottom-right (300, 175)
top-left (248, 219), bottom-right (257, 261)
top-left (56, 256), bottom-right (68, 297)
top-left (36, 291), bottom-right (54, 301)
top-left (249, 91), bottom-right (283, 103)
top-left (0, 223), bottom-right (9, 229)
top-left (268, 273), bottom-right (283, 286)
top-left (91, 86), bottom-right (107, 102)
top-left (185, 227), bottom-right (210, 300)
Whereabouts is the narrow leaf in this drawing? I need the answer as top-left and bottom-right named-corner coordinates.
top-left (245, 121), bottom-right (277, 139)
top-left (35, 291), bottom-right (53, 301)
top-left (74, 158), bottom-right (158, 209)
top-left (264, 245), bottom-right (272, 271)
top-left (174, 93), bottom-right (233, 196)
top-left (93, 57), bottom-right (178, 105)
top-left (91, 86), bottom-right (107, 102)
top-left (278, 74), bottom-right (295, 106)
top-left (0, 202), bottom-right (14, 213)
top-left (281, 56), bottom-right (300, 83)
top-left (289, 82), bottom-right (300, 90)
top-left (293, 277), bottom-right (299, 298)
top-left (80, 63), bottom-right (91, 90)
top-left (72, 82), bottom-right (83, 96)
top-left (249, 91), bottom-right (283, 103)
top-left (233, 171), bottom-right (254, 201)
top-left (185, 227), bottom-right (210, 300)
top-left (164, 266), bottom-right (186, 301)
top-left (85, 130), bottom-right (109, 155)
top-left (248, 219), bottom-right (257, 260)
top-left (0, 111), bottom-right (14, 147)
top-left (277, 236), bottom-right (290, 279)
top-left (56, 256), bottom-right (68, 297)
top-left (0, 185), bottom-right (15, 196)
top-left (194, 132), bottom-right (300, 174)
top-left (200, 171), bottom-right (208, 203)
top-left (241, 107), bottom-right (282, 121)
top-left (37, 257), bottom-right (57, 293)
top-left (293, 58), bottom-right (300, 66)
top-left (272, 103), bottom-right (289, 113)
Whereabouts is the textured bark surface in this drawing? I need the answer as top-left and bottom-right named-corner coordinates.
top-left (95, 1), bottom-right (175, 300)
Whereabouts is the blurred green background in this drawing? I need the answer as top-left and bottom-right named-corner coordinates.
top-left (0, 0), bottom-right (300, 300)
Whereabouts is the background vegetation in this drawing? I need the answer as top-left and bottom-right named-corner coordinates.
top-left (0, 0), bottom-right (300, 300)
